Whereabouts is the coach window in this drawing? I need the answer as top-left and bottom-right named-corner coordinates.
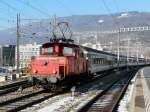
top-left (101, 59), bottom-right (103, 64)
top-left (96, 59), bottom-right (98, 64)
top-left (63, 47), bottom-right (73, 55)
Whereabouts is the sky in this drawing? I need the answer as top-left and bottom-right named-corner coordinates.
top-left (0, 0), bottom-right (150, 29)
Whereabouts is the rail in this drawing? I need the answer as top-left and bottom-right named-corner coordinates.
top-left (0, 80), bottom-right (32, 96)
top-left (0, 88), bottom-right (60, 112)
top-left (77, 70), bottom-right (137, 112)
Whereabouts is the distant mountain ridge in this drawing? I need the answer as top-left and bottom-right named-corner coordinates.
top-left (0, 11), bottom-right (150, 45)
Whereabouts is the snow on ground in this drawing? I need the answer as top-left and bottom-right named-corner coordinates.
top-left (37, 96), bottom-right (74, 112)
top-left (36, 90), bottom-right (100, 112)
top-left (117, 72), bottom-right (137, 112)
top-left (0, 76), bottom-right (6, 82)
top-left (22, 80), bottom-right (104, 112)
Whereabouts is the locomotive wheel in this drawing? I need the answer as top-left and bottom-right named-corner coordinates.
top-left (50, 84), bottom-right (57, 92)
top-left (32, 85), bottom-right (40, 91)
top-left (50, 84), bottom-right (64, 92)
top-left (43, 84), bottom-right (64, 93)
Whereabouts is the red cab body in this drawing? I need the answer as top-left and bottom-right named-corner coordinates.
top-left (30, 42), bottom-right (87, 83)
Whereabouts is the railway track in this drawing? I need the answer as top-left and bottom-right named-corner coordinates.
top-left (0, 80), bottom-right (28, 90)
top-left (0, 71), bottom-right (111, 112)
top-left (21, 69), bottom-right (135, 112)
top-left (0, 80), bottom-right (31, 96)
top-left (0, 87), bottom-right (59, 112)
top-left (0, 69), bottom-right (138, 112)
top-left (77, 70), bottom-right (137, 112)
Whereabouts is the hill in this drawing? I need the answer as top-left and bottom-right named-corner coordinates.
top-left (0, 11), bottom-right (150, 45)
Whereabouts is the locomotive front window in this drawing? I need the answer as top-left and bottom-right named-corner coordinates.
top-left (63, 47), bottom-right (73, 55)
top-left (45, 47), bottom-right (53, 53)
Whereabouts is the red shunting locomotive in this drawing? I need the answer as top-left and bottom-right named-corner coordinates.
top-left (30, 38), bottom-right (87, 90)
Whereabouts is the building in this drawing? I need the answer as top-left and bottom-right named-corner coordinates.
top-left (16, 43), bottom-right (41, 68)
top-left (0, 45), bottom-right (16, 67)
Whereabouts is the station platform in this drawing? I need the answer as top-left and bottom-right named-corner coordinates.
top-left (134, 67), bottom-right (150, 112)
top-left (134, 69), bottom-right (146, 112)
top-left (118, 67), bottom-right (150, 112)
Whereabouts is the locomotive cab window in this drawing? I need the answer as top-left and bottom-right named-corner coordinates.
top-left (63, 47), bottom-right (73, 56)
top-left (44, 47), bottom-right (53, 54)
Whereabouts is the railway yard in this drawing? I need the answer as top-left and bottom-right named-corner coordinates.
top-left (0, 35), bottom-right (149, 112)
top-left (0, 0), bottom-right (150, 111)
top-left (0, 23), bottom-right (149, 112)
top-left (0, 67), bottom-right (147, 112)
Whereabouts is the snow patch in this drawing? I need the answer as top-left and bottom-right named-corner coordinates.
top-left (37, 96), bottom-right (74, 112)
top-left (118, 13), bottom-right (129, 18)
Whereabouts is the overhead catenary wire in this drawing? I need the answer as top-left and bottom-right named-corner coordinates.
top-left (0, 17), bottom-right (15, 22)
top-left (0, 0), bottom-right (50, 30)
top-left (54, 0), bottom-right (74, 40)
top-left (0, 12), bottom-right (16, 25)
top-left (15, 0), bottom-right (53, 39)
top-left (55, 0), bottom-right (73, 16)
top-left (16, 0), bottom-right (50, 17)
top-left (0, 0), bottom-right (18, 11)
top-left (100, 0), bottom-right (120, 29)
top-left (0, 0), bottom-right (19, 30)
top-left (16, 0), bottom-right (52, 38)
top-left (113, 0), bottom-right (120, 13)
top-left (112, 0), bottom-right (125, 29)
top-left (100, 0), bottom-right (123, 62)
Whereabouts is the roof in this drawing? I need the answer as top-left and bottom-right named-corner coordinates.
top-left (42, 42), bottom-right (79, 48)
top-left (82, 46), bottom-right (127, 58)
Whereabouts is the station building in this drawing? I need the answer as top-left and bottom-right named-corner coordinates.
top-left (0, 45), bottom-right (16, 67)
top-left (15, 43), bottom-right (41, 68)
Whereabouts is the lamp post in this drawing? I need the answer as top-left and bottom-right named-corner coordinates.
top-left (136, 42), bottom-right (141, 63)
top-left (96, 19), bottom-right (104, 49)
top-left (109, 42), bottom-right (113, 53)
top-left (16, 13), bottom-right (20, 73)
top-left (127, 38), bottom-right (130, 62)
top-left (77, 37), bottom-right (80, 45)
top-left (117, 28), bottom-right (120, 66)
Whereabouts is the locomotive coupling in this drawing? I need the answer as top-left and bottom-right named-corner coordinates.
top-left (47, 76), bottom-right (58, 83)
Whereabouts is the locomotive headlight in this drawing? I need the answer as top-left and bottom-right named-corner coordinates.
top-left (33, 70), bottom-right (38, 73)
top-left (52, 70), bottom-right (57, 74)
top-left (43, 62), bottom-right (48, 66)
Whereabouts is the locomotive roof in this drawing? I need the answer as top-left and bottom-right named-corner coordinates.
top-left (42, 42), bottom-right (79, 48)
top-left (42, 42), bottom-right (139, 60)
